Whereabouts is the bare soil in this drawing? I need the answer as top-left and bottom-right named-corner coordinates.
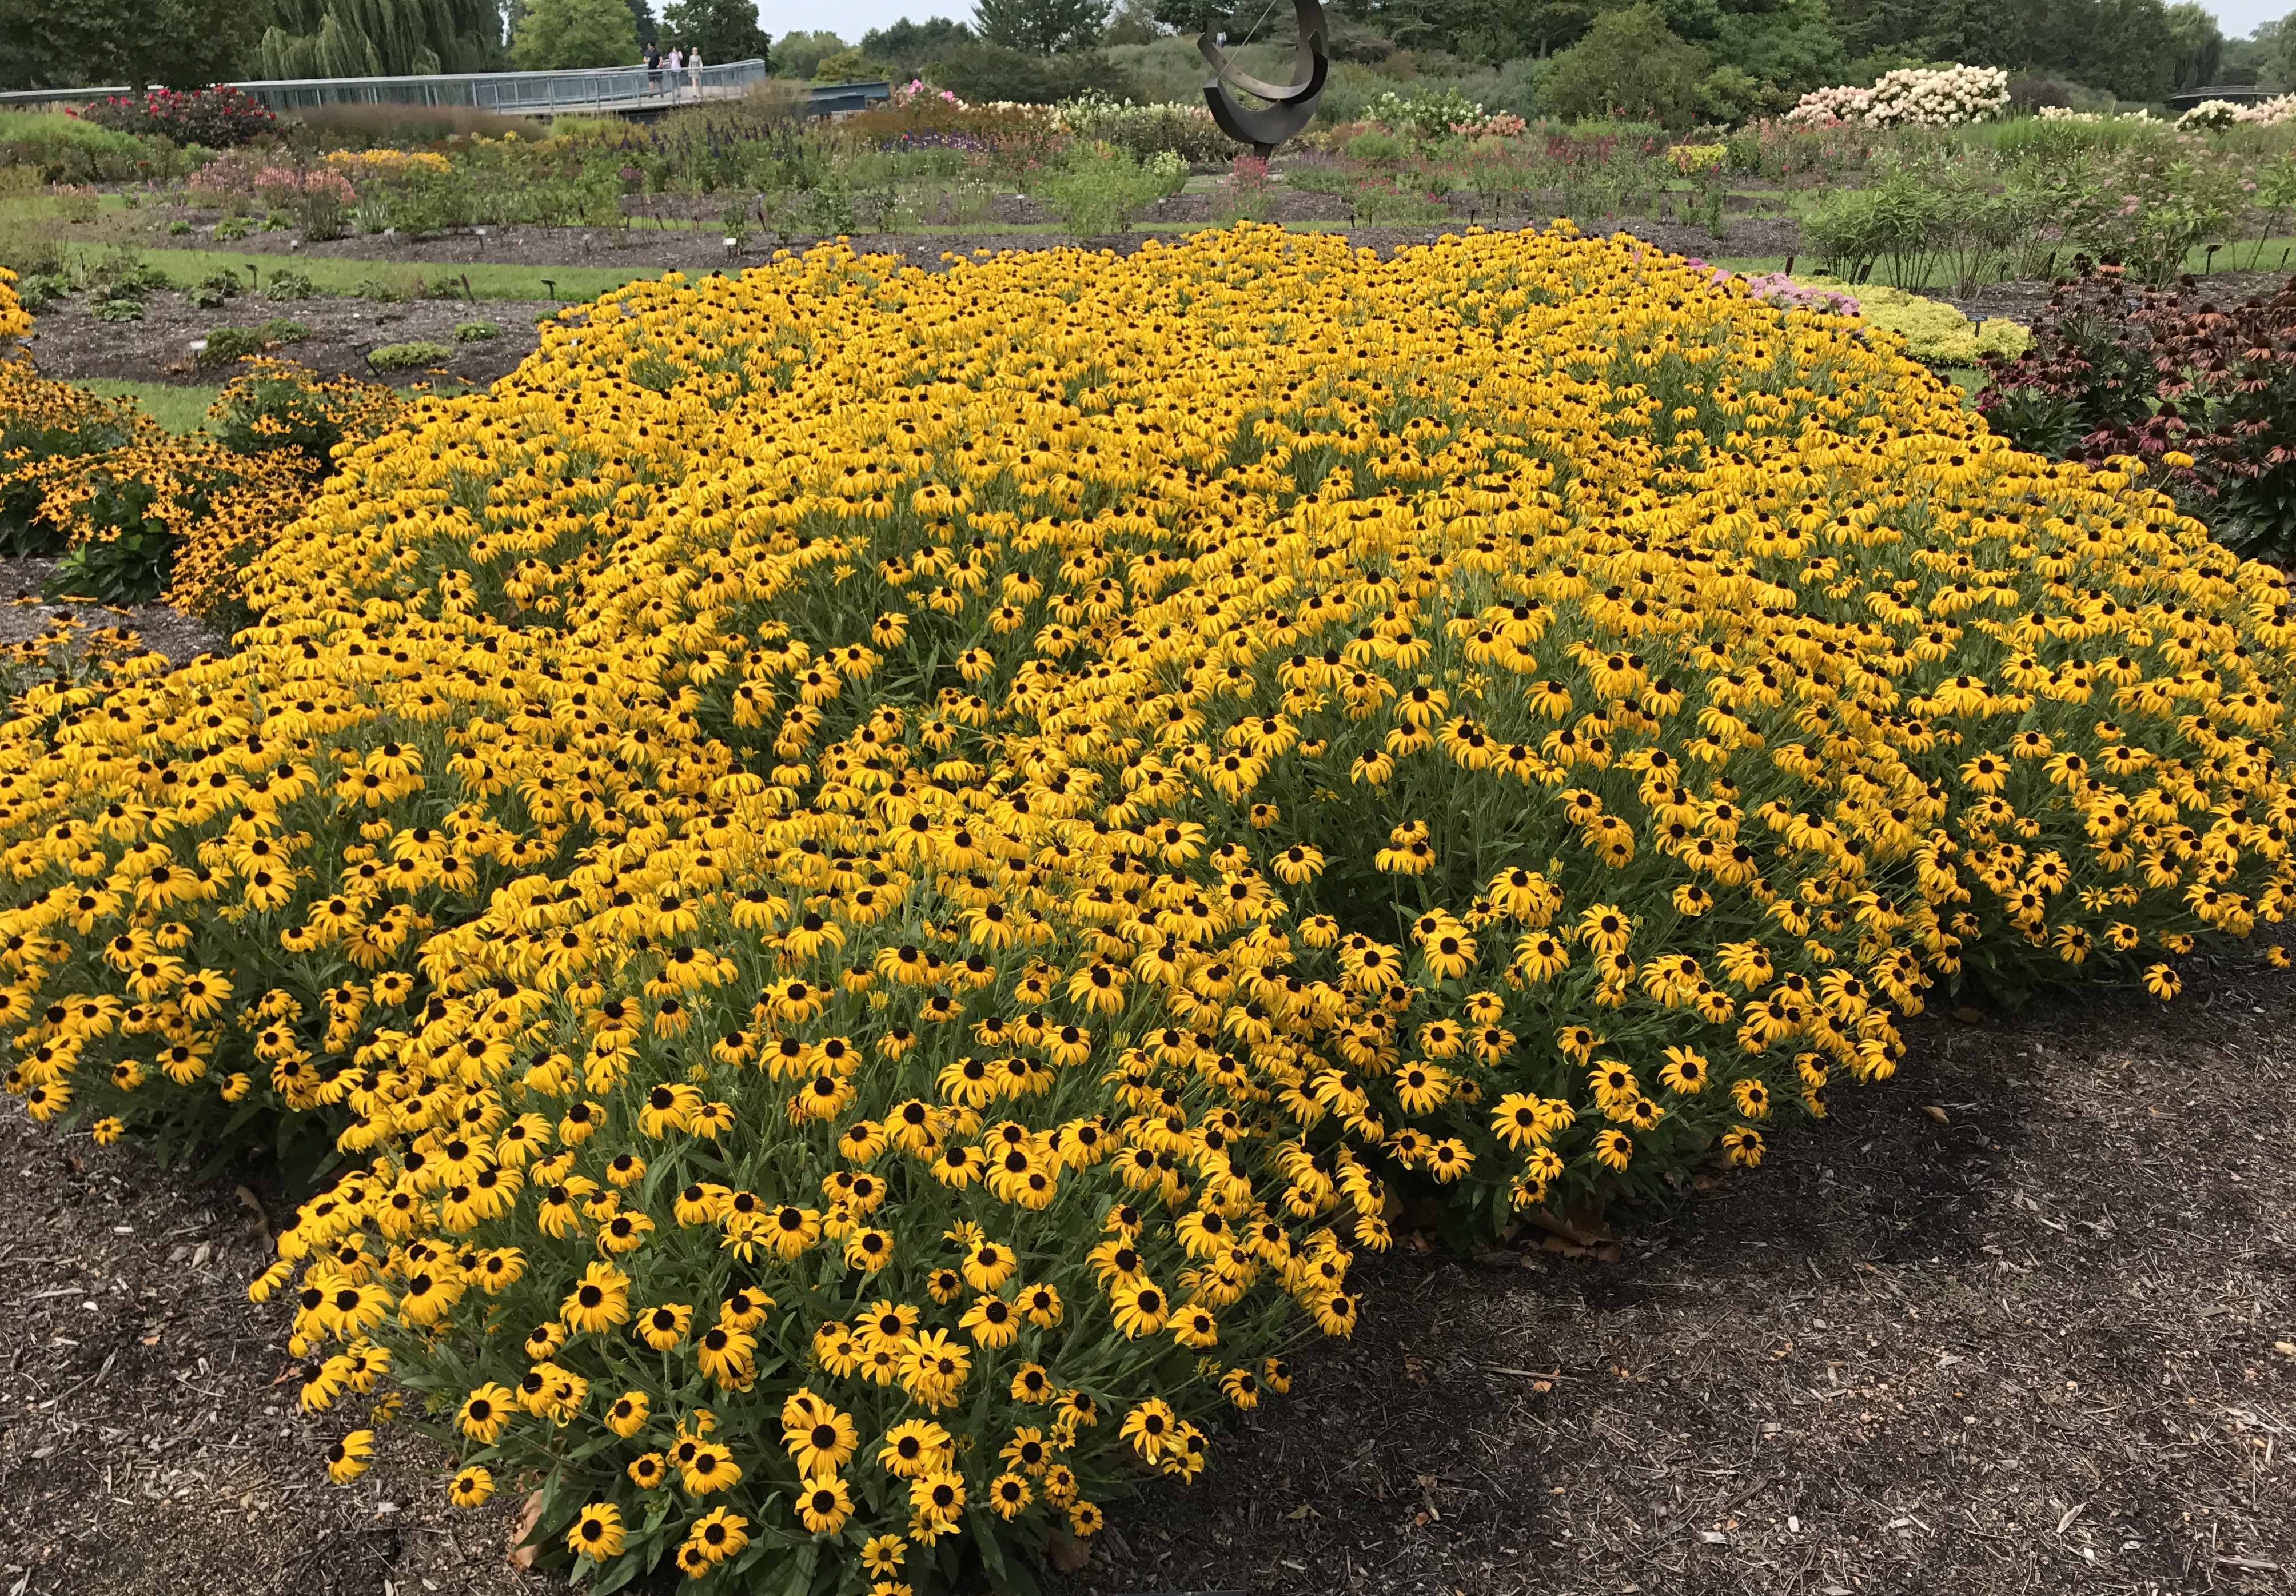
top-left (3, 956), bottom-right (2290, 1596)
top-left (0, 556), bottom-right (223, 667)
top-left (20, 294), bottom-right (551, 388)
top-left (1056, 960), bottom-right (2296, 1596)
top-left (1937, 269), bottom-right (2296, 333)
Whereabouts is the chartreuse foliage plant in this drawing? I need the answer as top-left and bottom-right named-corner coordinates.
top-left (0, 226), bottom-right (2291, 1593)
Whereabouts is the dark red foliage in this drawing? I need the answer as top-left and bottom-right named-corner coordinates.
top-left (1979, 265), bottom-right (2296, 560)
top-left (79, 87), bottom-right (276, 150)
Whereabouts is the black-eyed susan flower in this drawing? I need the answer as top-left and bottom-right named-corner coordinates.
top-left (567, 1503), bottom-right (624, 1562)
top-left (324, 1429), bottom-right (374, 1484)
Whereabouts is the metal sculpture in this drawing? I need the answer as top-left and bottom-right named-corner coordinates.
top-left (1199, 0), bottom-right (1329, 157)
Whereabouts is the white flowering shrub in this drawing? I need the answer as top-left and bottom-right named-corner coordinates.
top-left (1787, 65), bottom-right (2010, 129)
top-left (2179, 99), bottom-right (2243, 131)
top-left (1371, 86), bottom-right (1484, 139)
top-left (2234, 94), bottom-right (2296, 127)
top-left (1057, 93), bottom-right (1239, 162)
top-left (2037, 106), bottom-right (2159, 124)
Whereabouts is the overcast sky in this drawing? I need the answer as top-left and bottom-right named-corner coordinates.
top-left (2205, 0), bottom-right (2288, 33)
top-left (754, 0), bottom-right (2285, 51)
top-left (765, 0), bottom-right (954, 44)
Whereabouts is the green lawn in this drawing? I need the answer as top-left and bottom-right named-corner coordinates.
top-left (75, 378), bottom-right (219, 434)
top-left (90, 229), bottom-right (2296, 314)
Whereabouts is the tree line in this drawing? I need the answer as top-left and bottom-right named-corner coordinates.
top-left (0, 0), bottom-right (2283, 109)
top-left (0, 0), bottom-right (769, 90)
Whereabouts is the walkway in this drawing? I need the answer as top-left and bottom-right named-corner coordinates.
top-left (0, 65), bottom-right (890, 120)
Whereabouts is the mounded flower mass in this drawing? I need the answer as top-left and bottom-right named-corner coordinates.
top-left (0, 224), bottom-right (2289, 1590)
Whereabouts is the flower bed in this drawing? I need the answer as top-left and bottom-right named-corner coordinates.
top-left (0, 225), bottom-right (2290, 1592)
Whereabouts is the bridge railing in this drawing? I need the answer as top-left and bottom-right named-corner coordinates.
top-left (242, 58), bottom-right (771, 113)
top-left (0, 67), bottom-right (890, 117)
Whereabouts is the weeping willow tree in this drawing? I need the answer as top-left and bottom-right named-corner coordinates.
top-left (258, 0), bottom-right (504, 76)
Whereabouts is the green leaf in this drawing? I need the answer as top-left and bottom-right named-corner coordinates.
top-left (777, 1538), bottom-right (819, 1596)
top-left (967, 1504), bottom-right (1011, 1585)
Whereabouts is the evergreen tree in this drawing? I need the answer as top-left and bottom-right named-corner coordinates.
top-left (512, 0), bottom-right (637, 66)
top-left (661, 0), bottom-right (768, 59)
top-left (258, 0), bottom-right (504, 76)
top-left (971, 0), bottom-right (1109, 55)
top-left (625, 0), bottom-right (657, 46)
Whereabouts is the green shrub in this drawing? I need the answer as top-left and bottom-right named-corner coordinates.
top-left (11, 272), bottom-right (70, 310)
top-left (0, 110), bottom-right (156, 184)
top-left (1823, 281), bottom-right (2029, 365)
top-left (1057, 95), bottom-right (1238, 163)
top-left (1035, 145), bottom-right (1170, 234)
top-left (43, 477), bottom-right (181, 604)
top-left (198, 319), bottom-right (312, 365)
top-left (1344, 130), bottom-right (1410, 164)
top-left (1537, 5), bottom-right (1709, 130)
top-left (266, 269), bottom-right (318, 302)
top-left (186, 270), bottom-right (244, 309)
top-left (1353, 182), bottom-right (1448, 224)
top-left (90, 297), bottom-right (146, 322)
top-left (453, 318), bottom-right (501, 342)
top-left (366, 339), bottom-right (454, 371)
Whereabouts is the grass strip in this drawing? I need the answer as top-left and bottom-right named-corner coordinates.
top-left (72, 378), bottom-right (219, 434)
top-left (1699, 237), bottom-right (2296, 288)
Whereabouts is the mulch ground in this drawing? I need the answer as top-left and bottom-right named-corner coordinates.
top-left (3, 954), bottom-right (2291, 1595)
top-left (20, 294), bottom-right (552, 388)
top-left (0, 556), bottom-right (223, 668)
top-left (1059, 959), bottom-right (2296, 1596)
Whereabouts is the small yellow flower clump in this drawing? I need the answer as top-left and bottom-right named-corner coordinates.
top-left (0, 224), bottom-right (2287, 1587)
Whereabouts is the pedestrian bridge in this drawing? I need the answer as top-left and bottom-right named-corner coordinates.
top-left (0, 65), bottom-right (890, 121)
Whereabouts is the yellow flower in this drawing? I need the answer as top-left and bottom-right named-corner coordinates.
top-left (680, 1506), bottom-right (748, 1565)
top-left (567, 1503), bottom-right (624, 1562)
top-left (560, 1262), bottom-right (631, 1335)
top-left (795, 1474), bottom-right (853, 1534)
top-left (324, 1429), bottom-right (374, 1485)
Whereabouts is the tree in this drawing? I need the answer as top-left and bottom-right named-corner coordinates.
top-left (511, 0), bottom-right (636, 67)
top-left (661, 0), bottom-right (768, 59)
top-left (258, 0), bottom-right (504, 77)
top-left (926, 35), bottom-right (1133, 94)
top-left (771, 28), bottom-right (846, 75)
top-left (1959, 0), bottom-right (2174, 101)
top-left (1537, 3), bottom-right (1708, 125)
top-left (2163, 0), bottom-right (2223, 88)
top-left (1102, 0), bottom-right (1161, 43)
top-left (1827, 0), bottom-right (1987, 67)
top-left (625, 0), bottom-right (656, 47)
top-left (971, 0), bottom-right (1109, 55)
top-left (1705, 0), bottom-right (1842, 97)
top-left (2215, 16), bottom-right (2281, 87)
top-left (859, 13), bottom-right (972, 71)
top-left (0, 0), bottom-right (257, 92)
